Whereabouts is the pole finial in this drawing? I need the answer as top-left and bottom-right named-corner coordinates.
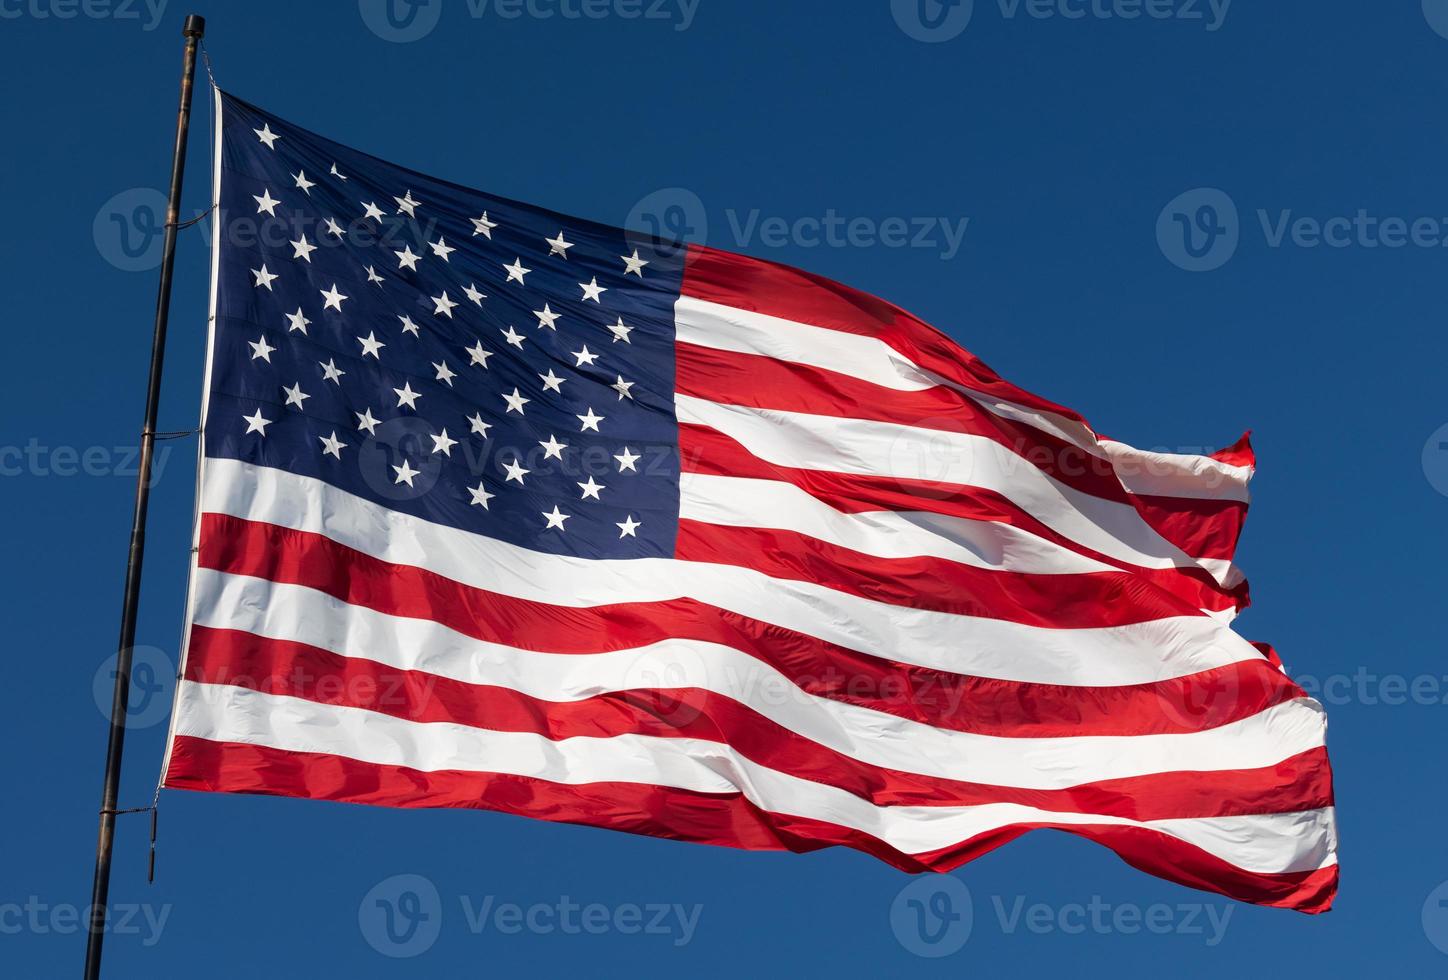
top-left (183, 14), bottom-right (205, 37)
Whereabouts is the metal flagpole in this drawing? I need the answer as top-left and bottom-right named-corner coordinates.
top-left (84, 14), bottom-right (206, 979)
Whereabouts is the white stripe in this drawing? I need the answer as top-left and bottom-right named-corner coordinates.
top-left (676, 395), bottom-right (1228, 579)
top-left (676, 295), bottom-right (937, 392)
top-left (201, 459), bottom-right (1267, 687)
top-left (676, 295), bottom-right (1251, 504)
top-left (173, 681), bottom-right (1337, 874)
top-left (960, 397), bottom-right (1252, 502)
top-left (193, 570), bottom-right (1324, 790)
top-left (680, 473), bottom-right (1114, 575)
top-left (1098, 440), bottom-right (1252, 502)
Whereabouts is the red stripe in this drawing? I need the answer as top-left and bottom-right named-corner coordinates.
top-left (183, 625), bottom-right (1330, 819)
top-left (682, 244), bottom-right (1087, 425)
top-left (680, 423), bottom-right (1249, 614)
top-left (197, 513), bottom-right (1297, 737)
top-left (164, 736), bottom-right (1336, 912)
top-left (1212, 431), bottom-right (1256, 469)
top-left (1132, 493), bottom-right (1248, 563)
top-left (677, 519), bottom-right (1207, 628)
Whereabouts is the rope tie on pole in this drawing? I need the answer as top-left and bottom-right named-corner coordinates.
top-left (166, 205), bottom-right (215, 230)
top-left (93, 802), bottom-right (160, 884)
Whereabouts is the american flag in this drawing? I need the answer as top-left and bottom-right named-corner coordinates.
top-left (162, 90), bottom-right (1338, 912)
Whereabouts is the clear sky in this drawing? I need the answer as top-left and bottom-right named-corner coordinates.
top-left (4, 0), bottom-right (1447, 975)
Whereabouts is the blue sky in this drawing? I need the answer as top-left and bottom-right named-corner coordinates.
top-left (4, 0), bottom-right (1447, 975)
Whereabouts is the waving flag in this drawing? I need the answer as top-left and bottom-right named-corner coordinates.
top-left (162, 91), bottom-right (1337, 912)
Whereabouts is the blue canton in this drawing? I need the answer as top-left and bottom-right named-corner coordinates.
top-left (208, 93), bottom-right (685, 560)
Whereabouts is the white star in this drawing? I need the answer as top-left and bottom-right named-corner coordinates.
top-left (614, 446), bottom-right (640, 472)
top-left (533, 303), bottom-right (561, 330)
top-left (579, 277), bottom-right (607, 303)
top-left (539, 434), bottom-right (567, 460)
top-left (394, 190), bottom-right (420, 217)
top-left (467, 413), bottom-right (491, 438)
top-left (394, 244), bottom-right (421, 270)
top-left (253, 124), bottom-right (279, 149)
top-left (576, 407), bottom-right (604, 432)
top-left (468, 482), bottom-right (494, 509)
top-left (322, 217), bottom-right (345, 238)
top-left (252, 264), bottom-right (278, 290)
top-left (578, 476), bottom-right (604, 500)
top-left (502, 458), bottom-right (529, 484)
top-left (292, 170), bottom-right (315, 195)
top-left (502, 388), bottom-right (529, 414)
top-left (285, 308), bottom-right (311, 333)
top-left (500, 325), bottom-right (525, 349)
top-left (361, 200), bottom-right (385, 222)
top-left (433, 360), bottom-right (456, 386)
top-left (321, 283), bottom-right (348, 311)
top-left (616, 515), bottom-right (641, 538)
top-left (253, 188), bottom-right (280, 216)
top-left (243, 408), bottom-right (272, 435)
top-left (432, 291), bottom-right (458, 318)
top-left (330, 163), bottom-right (348, 180)
top-left (430, 428), bottom-right (458, 456)
top-left (607, 317), bottom-right (632, 343)
top-left (471, 212), bottom-right (498, 238)
top-left (545, 231), bottom-right (574, 257)
top-left (357, 331), bottom-right (385, 359)
top-left (355, 408), bottom-right (380, 434)
top-left (429, 237), bottom-right (455, 261)
top-left (282, 382), bottom-right (310, 409)
top-left (365, 265), bottom-right (385, 285)
top-left (320, 431), bottom-right (347, 458)
top-left (539, 369), bottom-right (565, 393)
top-left (248, 335), bottom-right (275, 362)
top-left (572, 345), bottom-right (598, 367)
top-left (463, 282), bottom-right (486, 306)
top-left (320, 358), bottom-right (346, 384)
top-left (503, 257), bottom-right (530, 284)
top-left (621, 250), bottom-right (649, 277)
top-left (612, 375), bottom-right (635, 400)
top-left (392, 458), bottom-right (420, 486)
top-left (398, 315), bottom-right (420, 337)
top-left (465, 341), bottom-right (492, 368)
top-left (542, 505), bottom-right (570, 531)
top-left (290, 234), bottom-right (317, 262)
top-left (394, 381), bottom-right (421, 409)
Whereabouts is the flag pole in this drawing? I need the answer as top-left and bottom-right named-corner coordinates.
top-left (84, 13), bottom-right (206, 979)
